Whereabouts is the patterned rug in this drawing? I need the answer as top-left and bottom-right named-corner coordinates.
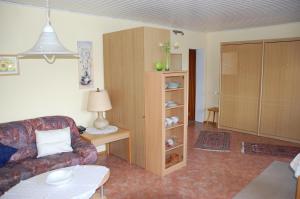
top-left (194, 131), bottom-right (230, 152)
top-left (242, 142), bottom-right (300, 158)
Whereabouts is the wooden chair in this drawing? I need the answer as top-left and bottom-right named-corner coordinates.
top-left (205, 107), bottom-right (219, 125)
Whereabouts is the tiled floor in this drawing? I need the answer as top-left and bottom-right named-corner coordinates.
top-left (96, 122), bottom-right (299, 199)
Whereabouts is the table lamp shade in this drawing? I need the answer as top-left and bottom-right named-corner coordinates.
top-left (87, 90), bottom-right (112, 112)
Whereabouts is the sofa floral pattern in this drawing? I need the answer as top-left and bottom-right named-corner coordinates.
top-left (0, 116), bottom-right (97, 195)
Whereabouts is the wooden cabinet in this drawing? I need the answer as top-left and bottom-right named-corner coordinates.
top-left (220, 38), bottom-right (300, 143)
top-left (260, 40), bottom-right (300, 141)
top-left (103, 27), bottom-right (170, 167)
top-left (145, 71), bottom-right (188, 176)
top-left (220, 42), bottom-right (262, 133)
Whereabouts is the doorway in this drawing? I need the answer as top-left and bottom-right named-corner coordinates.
top-left (188, 48), bottom-right (205, 122)
top-left (188, 49), bottom-right (196, 121)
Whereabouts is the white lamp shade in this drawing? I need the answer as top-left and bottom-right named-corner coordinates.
top-left (87, 90), bottom-right (112, 112)
top-left (19, 23), bottom-right (77, 56)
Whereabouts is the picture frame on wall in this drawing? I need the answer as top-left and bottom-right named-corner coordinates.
top-left (0, 55), bottom-right (19, 76)
top-left (78, 41), bottom-right (94, 89)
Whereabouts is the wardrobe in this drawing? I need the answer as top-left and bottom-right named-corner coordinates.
top-left (219, 38), bottom-right (300, 143)
top-left (103, 27), bottom-right (170, 167)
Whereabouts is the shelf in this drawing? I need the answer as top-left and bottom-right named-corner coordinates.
top-left (165, 155), bottom-right (183, 169)
top-left (165, 104), bottom-right (184, 110)
top-left (165, 159), bottom-right (183, 169)
top-left (166, 123), bottom-right (184, 130)
top-left (165, 88), bottom-right (184, 92)
top-left (165, 143), bottom-right (183, 152)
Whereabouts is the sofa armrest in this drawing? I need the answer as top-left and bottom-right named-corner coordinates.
top-left (72, 138), bottom-right (97, 164)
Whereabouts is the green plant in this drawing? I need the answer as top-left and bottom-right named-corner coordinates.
top-left (160, 41), bottom-right (171, 71)
top-left (160, 41), bottom-right (171, 54)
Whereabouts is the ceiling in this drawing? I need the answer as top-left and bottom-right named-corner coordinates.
top-left (2, 0), bottom-right (300, 31)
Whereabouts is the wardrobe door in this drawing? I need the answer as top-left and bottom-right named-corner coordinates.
top-left (220, 43), bottom-right (262, 133)
top-left (260, 40), bottom-right (300, 141)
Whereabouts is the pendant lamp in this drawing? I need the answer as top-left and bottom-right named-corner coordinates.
top-left (19, 0), bottom-right (77, 64)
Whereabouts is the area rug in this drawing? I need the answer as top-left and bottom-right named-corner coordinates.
top-left (194, 131), bottom-right (230, 152)
top-left (241, 142), bottom-right (300, 158)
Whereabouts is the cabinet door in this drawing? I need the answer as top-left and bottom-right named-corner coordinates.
top-left (220, 43), bottom-right (262, 133)
top-left (260, 40), bottom-right (300, 141)
top-left (103, 30), bottom-right (138, 164)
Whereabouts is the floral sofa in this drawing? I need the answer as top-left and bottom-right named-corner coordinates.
top-left (0, 116), bottom-right (97, 195)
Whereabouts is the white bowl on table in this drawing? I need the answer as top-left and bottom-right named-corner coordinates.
top-left (46, 169), bottom-right (73, 186)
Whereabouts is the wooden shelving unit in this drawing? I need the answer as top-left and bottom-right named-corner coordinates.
top-left (145, 71), bottom-right (188, 176)
top-left (103, 27), bottom-right (170, 167)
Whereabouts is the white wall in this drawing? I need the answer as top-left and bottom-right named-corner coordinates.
top-left (2, 2), bottom-right (299, 125)
top-left (205, 22), bottom-right (300, 110)
top-left (0, 2), bottom-right (206, 125)
top-left (171, 31), bottom-right (206, 69)
top-left (195, 49), bottom-right (205, 122)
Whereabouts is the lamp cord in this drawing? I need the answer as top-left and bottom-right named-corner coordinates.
top-left (46, 0), bottom-right (50, 24)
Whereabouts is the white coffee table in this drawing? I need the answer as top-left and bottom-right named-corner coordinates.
top-left (1, 165), bottom-right (110, 199)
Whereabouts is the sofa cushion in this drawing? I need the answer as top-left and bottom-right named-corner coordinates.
top-left (0, 143), bottom-right (17, 167)
top-left (35, 127), bottom-right (73, 158)
top-left (17, 152), bottom-right (81, 180)
top-left (18, 157), bottom-right (50, 178)
top-left (0, 167), bottom-right (21, 195)
top-left (9, 144), bottom-right (37, 163)
top-left (45, 152), bottom-right (81, 171)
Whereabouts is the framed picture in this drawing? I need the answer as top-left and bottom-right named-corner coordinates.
top-left (77, 41), bottom-right (94, 89)
top-left (0, 55), bottom-right (19, 75)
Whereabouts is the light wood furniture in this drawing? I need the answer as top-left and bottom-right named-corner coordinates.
top-left (219, 38), bottom-right (300, 143)
top-left (220, 42), bottom-right (263, 133)
top-left (205, 107), bottom-right (219, 125)
top-left (81, 128), bottom-right (131, 164)
top-left (103, 27), bottom-right (170, 167)
top-left (260, 40), bottom-right (300, 141)
top-left (145, 71), bottom-right (188, 176)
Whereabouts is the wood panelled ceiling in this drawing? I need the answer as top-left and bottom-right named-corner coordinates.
top-left (2, 0), bottom-right (300, 31)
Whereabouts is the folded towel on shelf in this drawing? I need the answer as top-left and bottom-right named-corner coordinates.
top-left (290, 153), bottom-right (300, 177)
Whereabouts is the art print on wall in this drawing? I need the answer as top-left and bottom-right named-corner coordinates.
top-left (0, 55), bottom-right (19, 76)
top-left (78, 41), bottom-right (93, 89)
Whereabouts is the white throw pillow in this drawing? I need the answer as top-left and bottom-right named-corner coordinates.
top-left (35, 127), bottom-right (73, 158)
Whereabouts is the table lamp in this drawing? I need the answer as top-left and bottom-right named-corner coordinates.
top-left (87, 88), bottom-right (112, 129)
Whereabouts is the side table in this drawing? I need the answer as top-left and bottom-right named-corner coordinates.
top-left (81, 127), bottom-right (131, 164)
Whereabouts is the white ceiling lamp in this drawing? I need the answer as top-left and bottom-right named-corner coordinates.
top-left (19, 0), bottom-right (77, 64)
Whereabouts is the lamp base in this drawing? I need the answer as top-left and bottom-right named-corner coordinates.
top-left (94, 112), bottom-right (109, 129)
